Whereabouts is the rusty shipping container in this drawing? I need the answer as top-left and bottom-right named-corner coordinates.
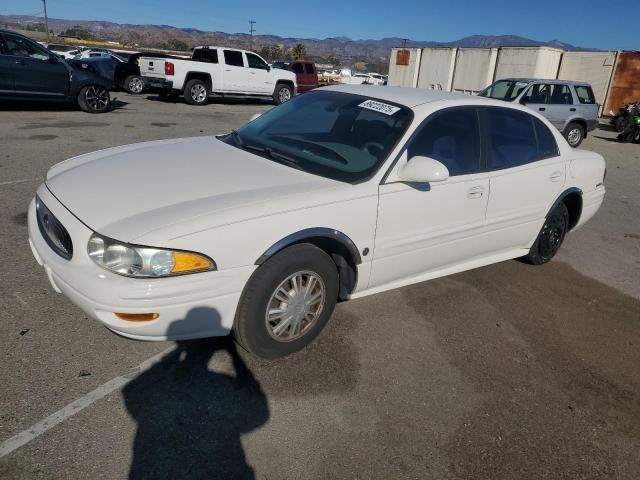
top-left (605, 52), bottom-right (640, 115)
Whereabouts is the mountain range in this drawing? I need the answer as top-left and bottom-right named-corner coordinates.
top-left (0, 14), bottom-right (592, 65)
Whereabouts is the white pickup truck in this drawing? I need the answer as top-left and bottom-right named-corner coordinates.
top-left (140, 46), bottom-right (297, 106)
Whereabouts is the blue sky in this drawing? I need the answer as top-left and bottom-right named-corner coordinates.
top-left (3, 0), bottom-right (638, 50)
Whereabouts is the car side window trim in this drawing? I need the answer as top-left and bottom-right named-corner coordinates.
top-left (381, 105), bottom-right (486, 185)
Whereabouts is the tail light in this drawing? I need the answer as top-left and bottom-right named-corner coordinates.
top-left (165, 62), bottom-right (174, 76)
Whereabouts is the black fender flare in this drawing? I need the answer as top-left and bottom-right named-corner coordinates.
top-left (255, 227), bottom-right (362, 265)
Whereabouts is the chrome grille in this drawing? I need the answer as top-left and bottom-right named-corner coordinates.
top-left (36, 196), bottom-right (73, 260)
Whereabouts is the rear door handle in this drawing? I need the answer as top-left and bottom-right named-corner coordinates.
top-left (549, 171), bottom-right (563, 182)
top-left (570, 108), bottom-right (576, 111)
top-left (467, 186), bottom-right (485, 199)
top-left (538, 107), bottom-right (546, 111)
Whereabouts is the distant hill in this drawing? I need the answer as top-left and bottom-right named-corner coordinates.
top-left (0, 14), bottom-right (594, 71)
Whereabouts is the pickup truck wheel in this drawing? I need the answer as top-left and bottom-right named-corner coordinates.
top-left (233, 243), bottom-right (339, 359)
top-left (124, 75), bottom-right (144, 94)
top-left (184, 79), bottom-right (209, 105)
top-left (564, 122), bottom-right (584, 148)
top-left (77, 85), bottom-right (110, 113)
top-left (273, 84), bottom-right (293, 105)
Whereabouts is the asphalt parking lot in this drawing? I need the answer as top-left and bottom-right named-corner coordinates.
top-left (1, 92), bottom-right (640, 479)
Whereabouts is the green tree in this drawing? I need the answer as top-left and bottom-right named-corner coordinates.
top-left (163, 37), bottom-right (189, 51)
top-left (60, 26), bottom-right (95, 40)
top-left (290, 43), bottom-right (307, 60)
top-left (270, 45), bottom-right (284, 61)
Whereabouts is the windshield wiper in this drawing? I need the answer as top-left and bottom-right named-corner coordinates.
top-left (244, 144), bottom-right (304, 171)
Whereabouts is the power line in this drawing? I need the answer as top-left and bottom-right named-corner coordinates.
top-left (249, 20), bottom-right (256, 50)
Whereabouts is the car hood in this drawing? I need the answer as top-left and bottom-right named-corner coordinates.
top-left (46, 136), bottom-right (344, 242)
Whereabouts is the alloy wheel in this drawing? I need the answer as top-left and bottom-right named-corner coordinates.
top-left (129, 77), bottom-right (144, 93)
top-left (85, 86), bottom-right (109, 111)
top-left (567, 127), bottom-right (582, 147)
top-left (279, 88), bottom-right (291, 103)
top-left (190, 84), bottom-right (207, 103)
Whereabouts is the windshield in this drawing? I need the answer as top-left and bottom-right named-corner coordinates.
top-left (224, 91), bottom-right (413, 183)
top-left (479, 80), bottom-right (530, 101)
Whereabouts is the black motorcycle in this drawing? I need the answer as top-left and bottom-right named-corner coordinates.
top-left (616, 103), bottom-right (640, 143)
top-left (610, 101), bottom-right (640, 132)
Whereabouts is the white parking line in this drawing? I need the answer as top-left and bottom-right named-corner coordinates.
top-left (0, 346), bottom-right (176, 458)
top-left (0, 178), bottom-right (42, 187)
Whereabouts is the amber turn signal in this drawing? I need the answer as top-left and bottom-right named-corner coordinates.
top-left (115, 312), bottom-right (160, 322)
top-left (172, 252), bottom-right (213, 274)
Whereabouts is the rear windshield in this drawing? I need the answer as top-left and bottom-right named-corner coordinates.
top-left (575, 85), bottom-right (596, 104)
top-left (479, 80), bottom-right (530, 101)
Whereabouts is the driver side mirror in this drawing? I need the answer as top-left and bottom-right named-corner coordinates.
top-left (397, 156), bottom-right (449, 183)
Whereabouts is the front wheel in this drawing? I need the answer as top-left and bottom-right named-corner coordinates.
top-left (77, 85), bottom-right (110, 113)
top-left (233, 244), bottom-right (339, 359)
top-left (614, 116), bottom-right (627, 133)
top-left (124, 75), bottom-right (145, 94)
top-left (564, 122), bottom-right (584, 148)
top-left (522, 203), bottom-right (569, 265)
top-left (273, 84), bottom-right (293, 105)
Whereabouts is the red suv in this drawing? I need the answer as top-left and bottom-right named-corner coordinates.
top-left (272, 60), bottom-right (318, 93)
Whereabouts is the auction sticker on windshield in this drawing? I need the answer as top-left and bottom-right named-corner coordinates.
top-left (358, 100), bottom-right (401, 115)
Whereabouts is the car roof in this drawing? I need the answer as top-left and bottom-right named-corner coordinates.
top-left (320, 85), bottom-right (475, 107)
top-left (499, 77), bottom-right (592, 86)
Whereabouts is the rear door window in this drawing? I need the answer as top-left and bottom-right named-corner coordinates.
top-left (223, 50), bottom-right (244, 67)
top-left (407, 108), bottom-right (481, 176)
top-left (199, 49), bottom-right (218, 63)
top-left (484, 108), bottom-right (539, 169)
top-left (304, 63), bottom-right (315, 74)
top-left (533, 118), bottom-right (559, 158)
top-left (575, 85), bottom-right (596, 104)
top-left (291, 63), bottom-right (304, 74)
top-left (547, 84), bottom-right (574, 105)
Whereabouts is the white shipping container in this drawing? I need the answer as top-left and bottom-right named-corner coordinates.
top-left (493, 47), bottom-right (563, 80)
top-left (558, 51), bottom-right (616, 114)
top-left (388, 48), bottom-right (422, 87)
top-left (416, 48), bottom-right (456, 91)
top-left (452, 48), bottom-right (498, 93)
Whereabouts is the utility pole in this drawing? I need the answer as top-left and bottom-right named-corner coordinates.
top-left (42, 0), bottom-right (50, 41)
top-left (249, 20), bottom-right (256, 50)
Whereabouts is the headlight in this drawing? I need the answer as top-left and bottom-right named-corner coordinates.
top-left (87, 234), bottom-right (215, 278)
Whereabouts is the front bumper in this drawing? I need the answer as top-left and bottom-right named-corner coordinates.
top-left (142, 76), bottom-right (173, 90)
top-left (28, 185), bottom-right (256, 341)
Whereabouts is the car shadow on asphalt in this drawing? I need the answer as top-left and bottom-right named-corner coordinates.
top-left (0, 99), bottom-right (129, 112)
top-left (122, 307), bottom-right (269, 480)
top-left (144, 94), bottom-right (272, 106)
top-left (592, 135), bottom-right (622, 143)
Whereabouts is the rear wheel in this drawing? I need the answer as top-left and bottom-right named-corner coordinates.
top-left (77, 85), bottom-right (110, 113)
top-left (124, 75), bottom-right (145, 94)
top-left (614, 116), bottom-right (627, 133)
top-left (273, 84), bottom-right (293, 105)
top-left (564, 122), bottom-right (584, 148)
top-left (522, 203), bottom-right (569, 265)
top-left (184, 79), bottom-right (209, 105)
top-left (233, 243), bottom-right (339, 359)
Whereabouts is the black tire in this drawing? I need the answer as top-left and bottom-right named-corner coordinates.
top-left (184, 79), bottom-right (209, 106)
top-left (564, 122), bottom-right (585, 148)
top-left (272, 83), bottom-right (293, 105)
top-left (614, 116), bottom-right (627, 133)
top-left (124, 75), bottom-right (145, 94)
top-left (522, 202), bottom-right (569, 265)
top-left (77, 85), bottom-right (110, 113)
top-left (233, 243), bottom-right (339, 359)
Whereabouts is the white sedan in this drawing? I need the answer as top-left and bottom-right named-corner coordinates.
top-left (28, 85), bottom-right (606, 358)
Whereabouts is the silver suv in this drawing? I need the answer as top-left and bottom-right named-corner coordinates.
top-left (479, 78), bottom-right (598, 147)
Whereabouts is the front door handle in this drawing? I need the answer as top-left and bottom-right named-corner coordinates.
top-left (549, 171), bottom-right (563, 182)
top-left (467, 186), bottom-right (485, 199)
top-left (538, 107), bottom-right (546, 111)
top-left (15, 60), bottom-right (27, 66)
top-left (570, 108), bottom-right (576, 111)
